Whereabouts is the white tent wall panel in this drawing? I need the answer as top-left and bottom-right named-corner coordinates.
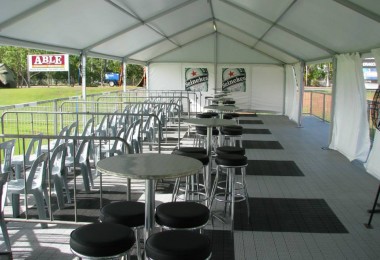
top-left (148, 63), bottom-right (183, 91)
top-left (149, 63), bottom-right (285, 114)
top-left (148, 63), bottom-right (216, 113)
top-left (216, 64), bottom-right (252, 110)
top-left (251, 65), bottom-right (284, 113)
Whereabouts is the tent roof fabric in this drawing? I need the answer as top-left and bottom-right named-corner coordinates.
top-left (1, 0), bottom-right (379, 64)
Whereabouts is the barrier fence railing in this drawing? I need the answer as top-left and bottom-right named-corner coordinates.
top-left (0, 89), bottom-right (202, 125)
top-left (114, 90), bottom-right (201, 111)
top-left (0, 134), bottom-right (135, 226)
top-left (1, 111), bottom-right (168, 154)
top-left (96, 96), bottom-right (194, 115)
top-left (303, 90), bottom-right (377, 141)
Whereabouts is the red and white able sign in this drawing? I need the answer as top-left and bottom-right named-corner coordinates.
top-left (28, 54), bottom-right (69, 72)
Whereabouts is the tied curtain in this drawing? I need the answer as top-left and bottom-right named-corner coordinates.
top-left (329, 53), bottom-right (370, 162)
top-left (365, 48), bottom-right (380, 179)
top-left (284, 64), bottom-right (300, 124)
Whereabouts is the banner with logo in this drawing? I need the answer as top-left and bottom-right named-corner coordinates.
top-left (185, 68), bottom-right (208, 91)
top-left (222, 68), bottom-right (246, 92)
top-left (28, 54), bottom-right (69, 72)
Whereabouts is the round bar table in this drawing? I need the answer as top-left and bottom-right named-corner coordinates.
top-left (97, 154), bottom-right (203, 246)
top-left (183, 118), bottom-right (237, 197)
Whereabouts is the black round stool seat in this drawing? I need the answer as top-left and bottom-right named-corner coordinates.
top-left (196, 113), bottom-right (213, 118)
top-left (196, 126), bottom-right (219, 135)
top-left (221, 126), bottom-right (243, 135)
top-left (216, 154), bottom-right (247, 166)
top-left (216, 146), bottom-right (245, 155)
top-left (146, 230), bottom-right (212, 260)
top-left (172, 151), bottom-right (209, 166)
top-left (230, 112), bottom-right (239, 118)
top-left (70, 223), bottom-right (135, 258)
top-left (175, 147), bottom-right (207, 154)
top-left (223, 100), bottom-right (235, 105)
top-left (208, 112), bottom-right (219, 117)
top-left (223, 113), bottom-right (238, 119)
top-left (155, 202), bottom-right (210, 229)
top-left (99, 201), bottom-right (145, 227)
top-left (223, 125), bottom-right (243, 130)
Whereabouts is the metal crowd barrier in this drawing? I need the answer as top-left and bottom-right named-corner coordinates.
top-left (1, 134), bottom-right (132, 226)
top-left (0, 111), bottom-right (170, 154)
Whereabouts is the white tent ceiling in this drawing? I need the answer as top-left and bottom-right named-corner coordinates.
top-left (0, 0), bottom-right (380, 65)
top-left (0, 0), bottom-right (380, 64)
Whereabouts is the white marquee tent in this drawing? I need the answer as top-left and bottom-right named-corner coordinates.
top-left (1, 0), bottom-right (380, 177)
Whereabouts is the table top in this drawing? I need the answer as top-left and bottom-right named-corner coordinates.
top-left (204, 105), bottom-right (238, 111)
top-left (183, 118), bottom-right (237, 127)
top-left (97, 154), bottom-right (203, 180)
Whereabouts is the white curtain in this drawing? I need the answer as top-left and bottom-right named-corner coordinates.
top-left (329, 53), bottom-right (371, 162)
top-left (284, 64), bottom-right (299, 124)
top-left (365, 48), bottom-right (380, 179)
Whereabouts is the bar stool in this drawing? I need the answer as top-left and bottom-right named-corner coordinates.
top-left (70, 222), bottom-right (135, 259)
top-left (220, 125), bottom-right (243, 147)
top-left (210, 153), bottom-right (250, 231)
top-left (195, 126), bottom-right (219, 151)
top-left (145, 230), bottom-right (212, 260)
top-left (155, 201), bottom-right (210, 231)
top-left (172, 148), bottom-right (209, 203)
top-left (99, 201), bottom-right (145, 260)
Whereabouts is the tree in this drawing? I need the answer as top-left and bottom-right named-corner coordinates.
top-left (127, 64), bottom-right (143, 86)
top-left (0, 46), bottom-right (144, 87)
top-left (305, 62), bottom-right (332, 87)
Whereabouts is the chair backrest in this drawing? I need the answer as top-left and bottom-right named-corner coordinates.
top-left (67, 121), bottom-right (78, 137)
top-left (0, 172), bottom-right (9, 214)
top-left (110, 127), bottom-right (129, 155)
top-left (108, 113), bottom-right (119, 137)
top-left (49, 142), bottom-right (67, 174)
top-left (131, 119), bottom-right (142, 153)
top-left (75, 139), bottom-right (90, 164)
top-left (95, 115), bottom-right (108, 137)
top-left (26, 153), bottom-right (48, 190)
top-left (23, 134), bottom-right (43, 165)
top-left (51, 126), bottom-right (69, 151)
top-left (0, 139), bottom-right (15, 174)
top-left (82, 117), bottom-right (94, 136)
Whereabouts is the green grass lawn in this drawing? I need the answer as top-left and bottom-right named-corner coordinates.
top-left (0, 86), bottom-right (127, 106)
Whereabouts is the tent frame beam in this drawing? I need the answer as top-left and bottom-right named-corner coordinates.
top-left (333, 0), bottom-right (380, 24)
